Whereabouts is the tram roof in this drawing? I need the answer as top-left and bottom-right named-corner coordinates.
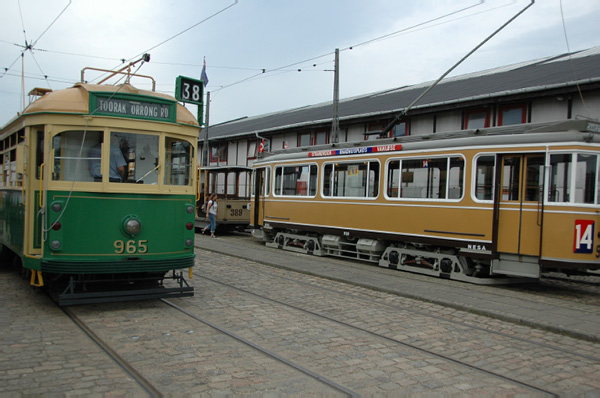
top-left (8, 82), bottom-right (198, 128)
top-left (252, 119), bottom-right (600, 164)
top-left (205, 47), bottom-right (600, 140)
top-left (200, 165), bottom-right (252, 172)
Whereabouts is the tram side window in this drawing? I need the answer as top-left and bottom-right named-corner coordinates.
top-left (549, 154), bottom-right (572, 203)
top-left (387, 160), bottom-right (400, 197)
top-left (264, 167), bottom-right (271, 196)
top-left (392, 156), bottom-right (464, 200)
top-left (207, 171), bottom-right (222, 194)
top-left (475, 156), bottom-right (495, 201)
top-left (165, 138), bottom-right (192, 186)
top-left (448, 157), bottom-right (465, 199)
top-left (550, 153), bottom-right (598, 204)
top-left (274, 164), bottom-right (317, 196)
top-left (251, 167), bottom-right (271, 197)
top-left (323, 161), bottom-right (379, 198)
top-left (402, 158), bottom-right (446, 199)
top-left (238, 171), bottom-right (252, 199)
top-left (52, 130), bottom-right (102, 182)
top-left (525, 156), bottom-right (545, 202)
top-left (502, 156), bottom-right (521, 201)
top-left (576, 154), bottom-right (597, 204)
top-left (36, 130), bottom-right (44, 180)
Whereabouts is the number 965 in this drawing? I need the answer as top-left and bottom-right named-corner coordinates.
top-left (114, 240), bottom-right (148, 254)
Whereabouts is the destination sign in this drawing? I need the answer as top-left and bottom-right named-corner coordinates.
top-left (308, 144), bottom-right (402, 158)
top-left (90, 93), bottom-right (176, 123)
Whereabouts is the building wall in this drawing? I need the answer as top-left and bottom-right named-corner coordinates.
top-left (202, 88), bottom-right (600, 168)
top-left (572, 92), bottom-right (600, 120)
top-left (531, 97), bottom-right (569, 123)
top-left (411, 117), bottom-right (435, 136)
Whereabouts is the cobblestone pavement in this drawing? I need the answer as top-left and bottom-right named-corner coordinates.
top-left (196, 233), bottom-right (600, 342)
top-left (0, 268), bottom-right (146, 395)
top-left (192, 247), bottom-right (600, 396)
top-left (1, 240), bottom-right (600, 396)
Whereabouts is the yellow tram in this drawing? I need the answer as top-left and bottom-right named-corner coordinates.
top-left (196, 166), bottom-right (252, 232)
top-left (251, 120), bottom-right (600, 283)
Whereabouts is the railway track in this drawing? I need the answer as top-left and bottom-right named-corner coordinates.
top-left (199, 266), bottom-right (600, 364)
top-left (4, 246), bottom-right (599, 396)
top-left (62, 307), bottom-right (163, 397)
top-left (541, 271), bottom-right (600, 289)
top-left (60, 291), bottom-right (358, 395)
top-left (192, 274), bottom-right (557, 397)
top-left (61, 268), bottom-right (584, 396)
top-left (192, 248), bottom-right (600, 395)
top-left (161, 299), bottom-right (359, 397)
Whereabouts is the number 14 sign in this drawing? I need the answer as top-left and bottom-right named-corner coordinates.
top-left (574, 220), bottom-right (595, 254)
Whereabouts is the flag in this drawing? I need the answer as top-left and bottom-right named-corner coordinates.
top-left (258, 140), bottom-right (265, 153)
top-left (201, 58), bottom-right (209, 86)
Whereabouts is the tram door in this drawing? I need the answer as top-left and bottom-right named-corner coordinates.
top-left (252, 166), bottom-right (270, 228)
top-left (495, 154), bottom-right (545, 256)
top-left (252, 168), bottom-right (264, 227)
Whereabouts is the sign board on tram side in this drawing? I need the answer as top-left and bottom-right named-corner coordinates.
top-left (308, 144), bottom-right (402, 158)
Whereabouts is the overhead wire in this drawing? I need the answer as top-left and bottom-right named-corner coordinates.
top-left (341, 0), bottom-right (484, 51)
top-left (559, 0), bottom-right (589, 119)
top-left (98, 0), bottom-right (239, 81)
top-left (211, 0), bottom-right (493, 93)
top-left (28, 0), bottom-right (72, 50)
top-left (3, 0), bottom-right (72, 106)
top-left (84, 0), bottom-right (238, 86)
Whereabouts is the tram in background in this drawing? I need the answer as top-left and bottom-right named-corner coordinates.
top-left (251, 120), bottom-right (600, 284)
top-left (196, 166), bottom-right (252, 232)
top-left (0, 62), bottom-right (198, 305)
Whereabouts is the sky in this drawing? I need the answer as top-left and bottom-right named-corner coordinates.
top-left (1, 0), bottom-right (599, 128)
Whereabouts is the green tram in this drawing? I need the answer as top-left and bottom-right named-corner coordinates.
top-left (0, 68), bottom-right (198, 305)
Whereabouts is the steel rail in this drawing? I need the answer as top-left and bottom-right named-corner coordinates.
top-left (197, 273), bottom-right (559, 397)
top-left (62, 307), bottom-right (163, 398)
top-left (161, 299), bottom-right (360, 398)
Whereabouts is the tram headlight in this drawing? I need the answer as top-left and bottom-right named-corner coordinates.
top-left (185, 238), bottom-right (193, 247)
top-left (50, 240), bottom-right (61, 251)
top-left (122, 216), bottom-right (142, 237)
top-left (186, 204), bottom-right (194, 214)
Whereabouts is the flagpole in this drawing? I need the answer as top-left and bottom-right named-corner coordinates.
top-left (202, 91), bottom-right (210, 167)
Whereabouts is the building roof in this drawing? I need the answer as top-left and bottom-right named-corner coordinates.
top-left (205, 47), bottom-right (600, 140)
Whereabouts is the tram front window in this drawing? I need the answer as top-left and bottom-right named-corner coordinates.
top-left (165, 138), bottom-right (192, 186)
top-left (111, 132), bottom-right (159, 184)
top-left (52, 130), bottom-right (102, 182)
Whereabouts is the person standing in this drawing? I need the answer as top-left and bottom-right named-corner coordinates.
top-left (202, 194), bottom-right (218, 238)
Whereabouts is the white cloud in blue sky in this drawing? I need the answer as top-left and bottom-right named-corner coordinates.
top-left (1, 0), bottom-right (598, 126)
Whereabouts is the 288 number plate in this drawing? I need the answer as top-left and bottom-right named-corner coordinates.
top-left (114, 240), bottom-right (148, 254)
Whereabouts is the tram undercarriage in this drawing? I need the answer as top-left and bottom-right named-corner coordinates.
top-left (4, 248), bottom-right (194, 306)
top-left (260, 229), bottom-right (526, 285)
top-left (51, 271), bottom-right (194, 306)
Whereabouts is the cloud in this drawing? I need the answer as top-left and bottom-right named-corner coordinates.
top-left (1, 0), bottom-right (599, 126)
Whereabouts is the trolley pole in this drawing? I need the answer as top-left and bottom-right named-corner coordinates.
top-left (331, 48), bottom-right (340, 144)
top-left (202, 91), bottom-right (210, 167)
